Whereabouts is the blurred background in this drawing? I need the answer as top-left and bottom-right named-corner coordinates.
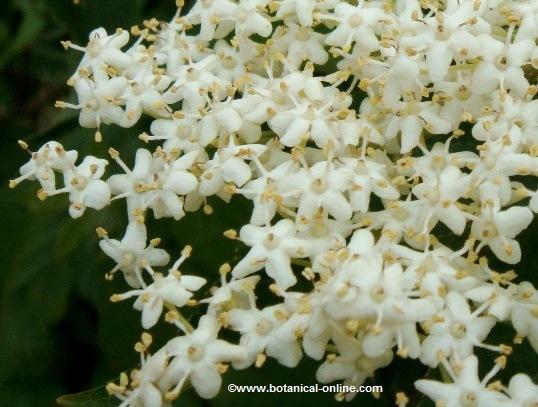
top-left (0, 1), bottom-right (536, 406)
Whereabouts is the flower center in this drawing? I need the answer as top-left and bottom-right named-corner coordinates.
top-left (311, 220), bottom-right (329, 238)
top-left (87, 41), bottom-right (101, 58)
top-left (175, 125), bottom-right (190, 139)
top-left (263, 233), bottom-right (279, 250)
top-left (370, 285), bottom-right (387, 302)
top-left (348, 14), bottom-right (362, 28)
top-left (431, 155), bottom-right (445, 170)
top-left (450, 322), bottom-right (467, 339)
top-left (294, 27), bottom-right (310, 41)
top-left (460, 391), bottom-right (478, 407)
top-left (304, 105), bottom-right (317, 120)
top-left (311, 178), bottom-right (328, 194)
top-left (236, 11), bottom-right (247, 23)
top-left (186, 67), bottom-right (199, 81)
top-left (187, 345), bottom-right (204, 362)
top-left (480, 222), bottom-right (498, 239)
top-left (255, 318), bottom-right (273, 336)
top-left (435, 25), bottom-right (451, 41)
top-left (495, 55), bottom-right (508, 70)
top-left (121, 252), bottom-right (136, 266)
top-left (70, 176), bottom-right (88, 190)
top-left (356, 356), bottom-right (375, 372)
top-left (35, 153), bottom-right (48, 166)
top-left (354, 160), bottom-right (368, 175)
top-left (423, 187), bottom-right (440, 205)
top-left (483, 154), bottom-right (498, 170)
top-left (457, 85), bottom-right (471, 101)
top-left (222, 56), bottom-right (236, 69)
top-left (131, 81), bottom-right (145, 96)
top-left (85, 98), bottom-right (100, 111)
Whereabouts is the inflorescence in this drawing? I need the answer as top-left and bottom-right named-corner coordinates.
top-left (10, 0), bottom-right (538, 405)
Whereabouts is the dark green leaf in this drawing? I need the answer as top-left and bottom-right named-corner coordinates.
top-left (56, 385), bottom-right (118, 407)
top-left (0, 0), bottom-right (46, 69)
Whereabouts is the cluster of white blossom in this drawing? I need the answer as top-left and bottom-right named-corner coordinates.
top-left (11, 0), bottom-right (538, 405)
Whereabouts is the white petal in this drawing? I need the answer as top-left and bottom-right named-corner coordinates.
top-left (435, 206), bottom-right (467, 235)
top-left (141, 298), bottom-right (163, 329)
top-left (363, 329), bottom-right (393, 357)
top-left (495, 206), bottom-right (533, 238)
top-left (163, 171), bottom-right (198, 195)
top-left (215, 107), bottom-right (243, 134)
top-left (122, 222), bottom-right (147, 251)
top-left (83, 180), bottom-right (111, 210)
top-left (489, 237), bottom-right (521, 264)
top-left (400, 116), bottom-right (422, 153)
top-left (191, 365), bottom-right (222, 399)
top-left (280, 118), bottom-right (310, 147)
top-left (427, 41), bottom-right (453, 82)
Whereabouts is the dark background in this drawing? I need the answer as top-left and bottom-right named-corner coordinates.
top-left (0, 1), bottom-right (536, 406)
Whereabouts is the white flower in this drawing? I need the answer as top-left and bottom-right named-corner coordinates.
top-left (198, 142), bottom-right (265, 203)
top-left (343, 156), bottom-right (399, 213)
top-left (275, 0), bottom-right (338, 27)
top-left (472, 34), bottom-right (534, 97)
top-left (510, 281), bottom-right (538, 353)
top-left (324, 2), bottom-right (387, 53)
top-left (471, 205), bottom-right (533, 264)
top-left (400, 3), bottom-right (485, 83)
top-left (112, 248), bottom-right (206, 329)
top-left (232, 219), bottom-right (311, 289)
top-left (385, 99), bottom-right (451, 153)
top-left (465, 283), bottom-right (517, 321)
top-left (297, 214), bottom-right (351, 259)
top-left (108, 149), bottom-right (199, 220)
top-left (377, 52), bottom-right (423, 110)
top-left (12, 141), bottom-right (77, 190)
top-left (99, 221), bottom-right (170, 288)
top-left (282, 160), bottom-right (353, 221)
top-left (267, 74), bottom-right (347, 148)
top-left (435, 78), bottom-right (487, 129)
top-left (316, 351), bottom-right (393, 401)
top-left (65, 27), bottom-right (131, 82)
top-left (211, 39), bottom-right (255, 83)
top-left (12, 0), bottom-right (538, 403)
top-left (202, 274), bottom-right (260, 311)
top-left (162, 55), bottom-right (227, 111)
top-left (62, 156), bottom-right (111, 218)
top-left (415, 355), bottom-right (509, 407)
top-left (472, 92), bottom-right (538, 145)
top-left (108, 348), bottom-right (168, 407)
top-left (504, 373), bottom-right (538, 407)
top-left (68, 76), bottom-right (128, 128)
top-left (149, 115), bottom-right (203, 153)
top-left (185, 0), bottom-right (237, 41)
top-left (276, 24), bottom-right (329, 67)
top-left (235, 159), bottom-right (296, 226)
top-left (469, 127), bottom-right (536, 207)
top-left (412, 165), bottom-right (471, 235)
top-left (121, 69), bottom-right (172, 128)
top-left (163, 315), bottom-right (246, 399)
top-left (345, 261), bottom-right (435, 358)
top-left (197, 99), bottom-right (254, 147)
top-left (229, 303), bottom-right (303, 368)
top-left (218, 0), bottom-right (273, 38)
top-left (420, 292), bottom-right (496, 367)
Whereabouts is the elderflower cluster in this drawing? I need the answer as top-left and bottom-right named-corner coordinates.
top-left (11, 0), bottom-right (538, 405)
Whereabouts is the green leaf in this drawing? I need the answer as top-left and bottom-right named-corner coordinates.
top-left (56, 385), bottom-right (118, 407)
top-left (40, 0), bottom-right (144, 43)
top-left (0, 0), bottom-right (46, 69)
